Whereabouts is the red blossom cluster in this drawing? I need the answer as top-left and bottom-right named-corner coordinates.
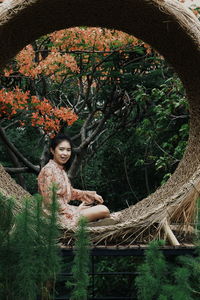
top-left (0, 88), bottom-right (78, 134)
top-left (0, 88), bottom-right (30, 118)
top-left (14, 46), bottom-right (79, 80)
top-left (50, 27), bottom-right (142, 52)
top-left (3, 28), bottom-right (152, 81)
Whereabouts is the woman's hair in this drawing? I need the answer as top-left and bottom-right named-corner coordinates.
top-left (49, 133), bottom-right (74, 170)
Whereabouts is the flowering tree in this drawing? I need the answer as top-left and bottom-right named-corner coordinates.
top-left (0, 27), bottom-right (155, 179)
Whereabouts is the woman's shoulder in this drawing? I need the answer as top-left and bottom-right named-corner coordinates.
top-left (38, 160), bottom-right (55, 176)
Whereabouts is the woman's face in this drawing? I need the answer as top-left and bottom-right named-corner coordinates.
top-left (51, 140), bottom-right (72, 166)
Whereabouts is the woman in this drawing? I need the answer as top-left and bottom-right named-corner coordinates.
top-left (38, 134), bottom-right (110, 226)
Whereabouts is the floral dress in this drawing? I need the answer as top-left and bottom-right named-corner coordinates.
top-left (38, 159), bottom-right (95, 226)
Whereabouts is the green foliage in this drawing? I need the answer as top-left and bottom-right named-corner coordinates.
top-left (67, 217), bottom-right (90, 300)
top-left (135, 240), bottom-right (200, 300)
top-left (44, 184), bottom-right (62, 298)
top-left (0, 192), bottom-right (14, 235)
top-left (0, 188), bottom-right (61, 300)
top-left (80, 75), bottom-right (188, 211)
top-left (175, 253), bottom-right (200, 299)
top-left (33, 190), bottom-right (61, 300)
top-left (171, 267), bottom-right (192, 300)
top-left (135, 240), bottom-right (168, 300)
top-left (12, 198), bottom-right (38, 300)
top-left (0, 193), bottom-right (15, 300)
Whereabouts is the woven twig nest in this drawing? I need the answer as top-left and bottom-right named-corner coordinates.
top-left (0, 0), bottom-right (200, 245)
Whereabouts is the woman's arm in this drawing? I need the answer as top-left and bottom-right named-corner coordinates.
top-left (71, 187), bottom-right (104, 204)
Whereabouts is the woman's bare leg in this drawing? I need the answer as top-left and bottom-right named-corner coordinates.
top-left (78, 204), bottom-right (110, 222)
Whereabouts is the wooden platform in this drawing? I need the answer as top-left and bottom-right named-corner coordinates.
top-left (60, 243), bottom-right (196, 257)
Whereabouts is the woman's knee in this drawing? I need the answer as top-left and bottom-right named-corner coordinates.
top-left (99, 205), bottom-right (110, 218)
top-left (79, 204), bottom-right (110, 221)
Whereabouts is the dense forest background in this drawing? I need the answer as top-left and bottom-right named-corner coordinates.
top-left (0, 1), bottom-right (199, 213)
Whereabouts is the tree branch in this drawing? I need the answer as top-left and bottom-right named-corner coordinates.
top-left (39, 134), bottom-right (50, 168)
top-left (80, 111), bottom-right (95, 141)
top-left (68, 112), bottom-right (110, 179)
top-left (81, 112), bottom-right (110, 149)
top-left (0, 126), bottom-right (40, 173)
top-left (4, 167), bottom-right (30, 174)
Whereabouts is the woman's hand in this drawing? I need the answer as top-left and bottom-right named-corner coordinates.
top-left (84, 191), bottom-right (104, 204)
top-left (93, 193), bottom-right (104, 204)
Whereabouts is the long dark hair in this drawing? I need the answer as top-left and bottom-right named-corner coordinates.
top-left (49, 133), bottom-right (74, 170)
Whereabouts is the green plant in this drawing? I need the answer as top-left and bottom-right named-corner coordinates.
top-left (42, 184), bottom-right (62, 299)
top-left (135, 240), bottom-right (169, 300)
top-left (12, 198), bottom-right (38, 300)
top-left (135, 240), bottom-right (196, 300)
top-left (67, 217), bottom-right (90, 300)
top-left (33, 190), bottom-right (61, 300)
top-left (0, 187), bottom-right (62, 300)
top-left (0, 193), bottom-right (15, 300)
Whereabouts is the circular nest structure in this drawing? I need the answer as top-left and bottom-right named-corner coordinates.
top-left (0, 0), bottom-right (200, 245)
